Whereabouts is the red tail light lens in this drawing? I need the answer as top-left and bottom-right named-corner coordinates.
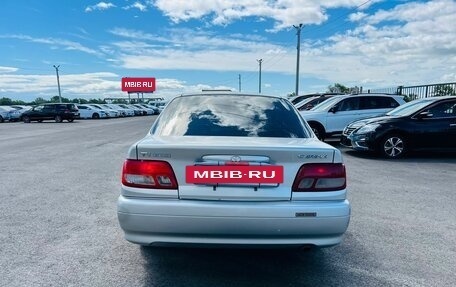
top-left (292, 163), bottom-right (346, 192)
top-left (122, 159), bottom-right (178, 189)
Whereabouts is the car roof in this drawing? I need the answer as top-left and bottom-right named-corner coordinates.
top-left (329, 93), bottom-right (404, 100)
top-left (178, 92), bottom-right (284, 100)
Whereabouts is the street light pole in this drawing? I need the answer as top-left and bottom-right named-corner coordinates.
top-left (293, 24), bottom-right (303, 97)
top-left (257, 59), bottom-right (263, 93)
top-left (53, 65), bottom-right (62, 103)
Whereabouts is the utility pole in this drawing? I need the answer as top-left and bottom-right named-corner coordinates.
top-left (238, 74), bottom-right (241, 92)
top-left (293, 23), bottom-right (303, 97)
top-left (53, 65), bottom-right (62, 103)
top-left (257, 59), bottom-right (263, 93)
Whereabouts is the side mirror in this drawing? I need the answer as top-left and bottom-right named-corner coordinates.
top-left (416, 111), bottom-right (432, 119)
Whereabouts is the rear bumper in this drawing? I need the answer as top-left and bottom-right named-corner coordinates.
top-left (117, 196), bottom-right (350, 247)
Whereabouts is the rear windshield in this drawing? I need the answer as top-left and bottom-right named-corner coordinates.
top-left (151, 95), bottom-right (309, 138)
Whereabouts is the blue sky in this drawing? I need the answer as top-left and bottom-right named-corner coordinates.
top-left (0, 0), bottom-right (455, 102)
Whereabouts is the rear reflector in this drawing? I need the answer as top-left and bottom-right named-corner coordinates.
top-left (122, 159), bottom-right (178, 189)
top-left (292, 163), bottom-right (346, 192)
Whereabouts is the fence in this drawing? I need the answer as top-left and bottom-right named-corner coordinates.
top-left (369, 82), bottom-right (456, 100)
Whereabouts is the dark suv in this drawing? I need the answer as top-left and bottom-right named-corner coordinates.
top-left (22, 103), bottom-right (79, 123)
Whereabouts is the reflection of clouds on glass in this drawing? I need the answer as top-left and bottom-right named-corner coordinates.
top-left (155, 95), bottom-right (304, 138)
top-left (191, 96), bottom-right (271, 136)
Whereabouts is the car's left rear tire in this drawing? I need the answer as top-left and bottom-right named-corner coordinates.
top-left (55, 115), bottom-right (63, 123)
top-left (379, 134), bottom-right (407, 159)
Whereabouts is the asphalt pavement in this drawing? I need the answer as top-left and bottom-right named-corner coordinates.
top-left (1, 117), bottom-right (455, 287)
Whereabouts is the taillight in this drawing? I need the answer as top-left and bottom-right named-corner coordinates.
top-left (292, 163), bottom-right (346, 192)
top-left (122, 159), bottom-right (178, 189)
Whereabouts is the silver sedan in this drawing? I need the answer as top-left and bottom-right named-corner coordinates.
top-left (117, 93), bottom-right (350, 248)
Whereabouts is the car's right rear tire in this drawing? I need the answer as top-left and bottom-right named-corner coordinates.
top-left (55, 115), bottom-right (63, 123)
top-left (23, 116), bottom-right (31, 123)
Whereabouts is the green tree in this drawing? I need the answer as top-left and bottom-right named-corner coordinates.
top-left (403, 94), bottom-right (418, 102)
top-left (327, 83), bottom-right (350, 93)
top-left (0, 97), bottom-right (27, 105)
top-left (50, 96), bottom-right (71, 103)
top-left (433, 85), bottom-right (456, 96)
top-left (31, 97), bottom-right (47, 105)
top-left (0, 97), bottom-right (13, 105)
top-left (74, 98), bottom-right (88, 104)
top-left (89, 98), bottom-right (106, 104)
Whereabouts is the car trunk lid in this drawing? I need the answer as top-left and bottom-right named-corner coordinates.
top-left (134, 136), bottom-right (336, 201)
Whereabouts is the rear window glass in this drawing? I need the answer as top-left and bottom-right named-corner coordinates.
top-left (152, 95), bottom-right (309, 138)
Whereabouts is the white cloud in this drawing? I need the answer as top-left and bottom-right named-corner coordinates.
top-left (109, 0), bottom-right (456, 90)
top-left (151, 0), bottom-right (374, 31)
top-left (2, 1), bottom-right (455, 101)
top-left (0, 34), bottom-right (103, 57)
top-left (85, 2), bottom-right (116, 12)
top-left (349, 11), bottom-right (367, 22)
top-left (0, 66), bottom-right (18, 73)
top-left (302, 0), bottom-right (456, 87)
top-left (0, 72), bottom-right (120, 98)
top-left (123, 2), bottom-right (148, 12)
top-left (442, 73), bottom-right (456, 82)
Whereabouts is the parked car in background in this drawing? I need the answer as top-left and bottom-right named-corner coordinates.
top-left (77, 104), bottom-right (109, 119)
top-left (22, 103), bottom-right (79, 123)
top-left (0, 106), bottom-right (10, 122)
top-left (88, 104), bottom-right (119, 118)
top-left (132, 104), bottom-right (155, 115)
top-left (341, 96), bottom-right (456, 158)
top-left (0, 106), bottom-right (22, 122)
top-left (300, 94), bottom-right (405, 140)
top-left (117, 92), bottom-right (350, 248)
top-left (104, 104), bottom-right (135, 117)
top-left (123, 104), bottom-right (144, 116)
top-left (291, 93), bottom-right (344, 106)
top-left (295, 94), bottom-right (337, 111)
top-left (11, 105), bottom-right (32, 120)
top-left (137, 103), bottom-right (159, 115)
top-left (148, 101), bottom-right (166, 113)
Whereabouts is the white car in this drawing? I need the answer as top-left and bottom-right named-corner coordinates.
top-left (104, 104), bottom-right (135, 117)
top-left (0, 106), bottom-right (9, 122)
top-left (117, 93), bottom-right (350, 248)
top-left (88, 104), bottom-right (119, 118)
top-left (300, 93), bottom-right (405, 140)
top-left (138, 103), bottom-right (159, 115)
top-left (77, 104), bottom-right (109, 119)
top-left (0, 106), bottom-right (22, 122)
